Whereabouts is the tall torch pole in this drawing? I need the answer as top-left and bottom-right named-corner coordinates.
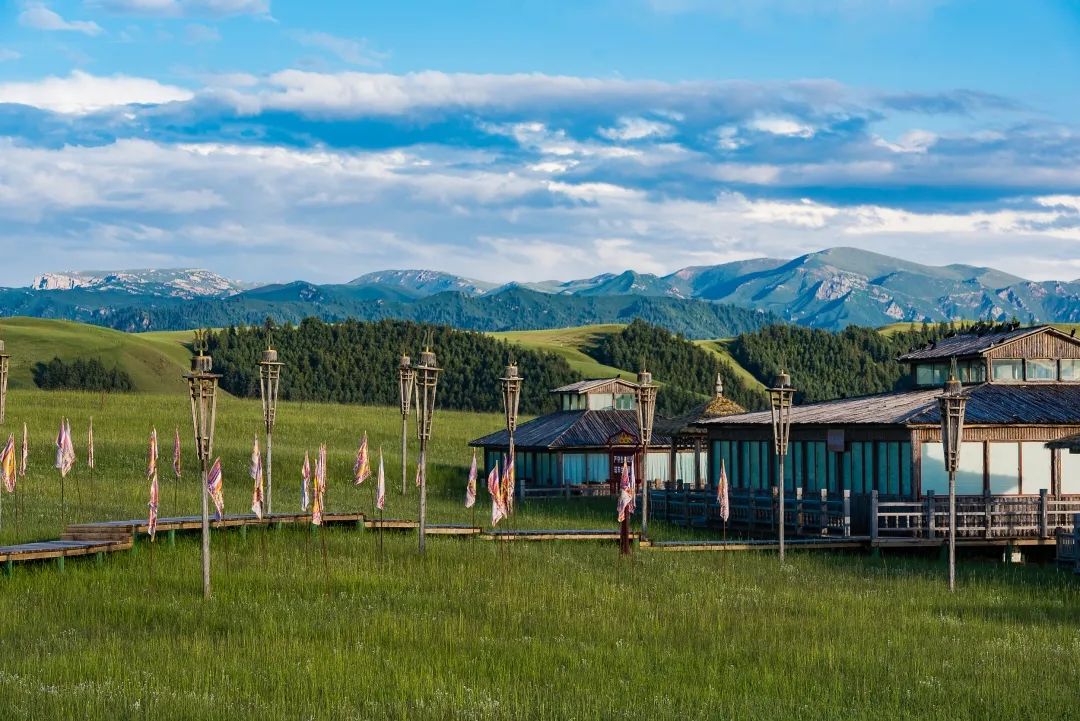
top-left (185, 330), bottom-right (219, 600)
top-left (399, 355), bottom-right (415, 496)
top-left (769, 371), bottom-right (794, 562)
top-left (636, 369), bottom-right (657, 539)
top-left (414, 344), bottom-right (440, 553)
top-left (938, 359), bottom-right (967, 592)
top-left (500, 362), bottom-right (523, 505)
top-left (259, 344), bottom-right (283, 517)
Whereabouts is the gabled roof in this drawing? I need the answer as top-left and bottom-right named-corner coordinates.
top-left (470, 409), bottom-right (672, 450)
top-left (898, 325), bottom-right (1063, 362)
top-left (550, 378), bottom-right (638, 395)
top-left (700, 383), bottom-right (1080, 428)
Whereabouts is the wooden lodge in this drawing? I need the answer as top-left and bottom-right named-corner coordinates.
top-left (653, 324), bottom-right (1080, 545)
top-left (470, 377), bottom-right (741, 496)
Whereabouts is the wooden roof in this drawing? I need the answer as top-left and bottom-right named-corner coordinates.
top-left (550, 378), bottom-right (639, 395)
top-left (898, 325), bottom-right (1079, 362)
top-left (656, 394), bottom-right (747, 437)
top-left (701, 383), bottom-right (1080, 428)
top-left (470, 409), bottom-right (672, 450)
top-left (1047, 433), bottom-right (1080, 452)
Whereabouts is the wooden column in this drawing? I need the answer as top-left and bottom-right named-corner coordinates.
top-left (558, 451), bottom-right (567, 499)
top-left (693, 439), bottom-right (703, 491)
top-left (669, 438), bottom-right (678, 491)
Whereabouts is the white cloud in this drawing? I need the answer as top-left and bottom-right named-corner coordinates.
top-left (0, 49), bottom-right (21, 62)
top-left (19, 4), bottom-right (103, 35)
top-left (747, 115), bottom-right (815, 138)
top-left (598, 116), bottom-right (675, 141)
top-left (0, 71), bottom-right (193, 113)
top-left (92, 0), bottom-right (270, 17)
top-left (294, 31), bottom-right (387, 67)
top-left (873, 129), bottom-right (937, 153)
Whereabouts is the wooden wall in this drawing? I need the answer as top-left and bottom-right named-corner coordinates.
top-left (983, 330), bottom-right (1080, 359)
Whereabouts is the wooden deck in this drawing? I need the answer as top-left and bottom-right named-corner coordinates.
top-left (482, 529), bottom-right (631, 542)
top-left (641, 537), bottom-right (869, 552)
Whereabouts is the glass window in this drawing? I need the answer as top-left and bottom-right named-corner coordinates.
top-left (1025, 359), bottom-right (1056, 381)
top-left (851, 442), bottom-right (864, 494)
top-left (1061, 450), bottom-right (1080, 495)
top-left (988, 443), bottom-right (1020, 494)
top-left (992, 359), bottom-right (1023, 381)
top-left (614, 394), bottom-right (636, 410)
top-left (960, 361), bottom-right (986, 384)
top-left (1060, 359), bottom-right (1080, 381)
top-left (915, 363), bottom-right (948, 386)
top-left (900, 442), bottom-right (912, 496)
top-left (1021, 442), bottom-right (1051, 494)
top-left (587, 393), bottom-right (614, 410)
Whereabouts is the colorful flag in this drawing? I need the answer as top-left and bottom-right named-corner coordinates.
top-left (502, 453), bottom-right (516, 516)
top-left (207, 457), bottom-right (224, 521)
top-left (301, 450), bottom-right (311, 512)
top-left (617, 458), bottom-right (635, 523)
top-left (311, 444), bottom-right (326, 526)
top-left (375, 450), bottom-right (386, 511)
top-left (353, 432), bottom-right (371, 485)
top-left (488, 461), bottom-right (505, 527)
top-left (147, 428), bottom-right (160, 540)
top-left (87, 417), bottom-right (95, 470)
top-left (250, 436), bottom-right (265, 519)
top-left (1, 434), bottom-right (16, 493)
top-left (464, 450), bottom-right (477, 509)
top-left (415, 451), bottom-right (423, 488)
top-left (20, 423), bottom-right (28, 478)
top-left (717, 459), bottom-right (730, 523)
top-left (55, 419), bottom-right (75, 478)
top-left (172, 427), bottom-right (182, 479)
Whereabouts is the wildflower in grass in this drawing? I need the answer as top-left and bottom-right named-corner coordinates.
top-left (250, 436), bottom-right (264, 519)
top-left (353, 432), bottom-right (371, 485)
top-left (465, 450), bottom-right (477, 509)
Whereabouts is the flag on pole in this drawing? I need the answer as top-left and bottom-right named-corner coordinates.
top-left (502, 453), bottom-right (515, 516)
top-left (717, 459), bottom-right (730, 523)
top-left (87, 417), bottom-right (95, 469)
top-left (415, 451), bottom-right (422, 488)
top-left (1, 434), bottom-right (16, 493)
top-left (207, 457), bottom-right (224, 521)
top-left (353, 432), bottom-right (371, 485)
top-left (617, 459), bottom-right (635, 522)
top-left (250, 436), bottom-right (265, 519)
top-left (464, 450), bottom-right (477, 509)
top-left (301, 450), bottom-right (311, 512)
top-left (488, 461), bottom-right (505, 527)
top-left (375, 450), bottom-right (386, 511)
top-left (20, 422), bottom-right (28, 478)
top-left (311, 444), bottom-right (326, 526)
top-left (172, 427), bottom-right (182, 479)
top-left (55, 419), bottom-right (75, 477)
top-left (147, 428), bottom-right (159, 540)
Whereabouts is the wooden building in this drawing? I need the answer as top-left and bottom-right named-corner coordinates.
top-left (661, 325), bottom-right (1080, 541)
top-left (470, 378), bottom-right (709, 496)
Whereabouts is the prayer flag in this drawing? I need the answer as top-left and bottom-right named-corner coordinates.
top-left (617, 458), bottom-right (635, 522)
top-left (147, 428), bottom-right (159, 540)
top-left (353, 432), bottom-right (371, 485)
top-left (488, 461), bottom-right (505, 527)
top-left (250, 436), bottom-right (265, 519)
top-left (375, 451), bottom-right (386, 511)
top-left (20, 423), bottom-right (28, 478)
top-left (55, 419), bottom-right (75, 478)
top-left (717, 459), bottom-right (730, 523)
top-left (207, 457), bottom-right (224, 521)
top-left (87, 417), bottom-right (95, 469)
top-left (1, 434), bottom-right (15, 493)
top-left (464, 450), bottom-right (477, 509)
top-left (312, 444), bottom-right (326, 526)
top-left (502, 453), bottom-right (515, 516)
top-left (172, 427), bottom-right (182, 478)
top-left (301, 450), bottom-right (311, 512)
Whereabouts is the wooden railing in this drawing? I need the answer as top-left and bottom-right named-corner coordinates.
top-left (873, 490), bottom-right (1080, 541)
top-left (649, 487), bottom-right (853, 538)
top-left (1055, 513), bottom-right (1080, 573)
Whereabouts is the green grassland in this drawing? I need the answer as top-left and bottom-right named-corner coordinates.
top-left (0, 318), bottom-right (192, 393)
top-left (0, 387), bottom-right (1077, 719)
top-left (692, 337), bottom-right (767, 392)
top-left (490, 324), bottom-right (636, 380)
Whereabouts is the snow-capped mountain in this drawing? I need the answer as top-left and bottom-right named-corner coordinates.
top-left (31, 269), bottom-right (249, 299)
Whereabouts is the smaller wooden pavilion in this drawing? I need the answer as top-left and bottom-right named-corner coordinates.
top-left (655, 376), bottom-right (745, 489)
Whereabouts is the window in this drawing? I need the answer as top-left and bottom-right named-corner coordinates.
top-left (1021, 442), bottom-right (1051, 494)
top-left (991, 359), bottom-right (1023, 381)
top-left (614, 394), bottom-right (636, 411)
top-left (1025, 359), bottom-right (1056, 381)
top-left (1060, 359), bottom-right (1080, 381)
top-left (921, 442), bottom-right (984, 495)
top-left (988, 443), bottom-right (1020, 494)
top-left (915, 363), bottom-right (947, 386)
top-left (960, 361), bottom-right (986, 383)
top-left (1061, 450), bottom-right (1080, 495)
top-left (587, 393), bottom-right (614, 410)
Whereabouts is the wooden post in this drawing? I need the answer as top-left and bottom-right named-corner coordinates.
top-left (1039, 488), bottom-right (1049, 539)
top-left (558, 451), bottom-right (567, 499)
top-left (693, 439), bottom-right (702, 490)
top-left (870, 489), bottom-right (879, 541)
top-left (669, 440), bottom-right (677, 492)
top-left (842, 489), bottom-right (851, 538)
top-left (926, 490), bottom-right (936, 539)
top-left (983, 489), bottom-right (992, 539)
top-left (795, 487), bottom-right (804, 537)
top-left (819, 488), bottom-right (828, 536)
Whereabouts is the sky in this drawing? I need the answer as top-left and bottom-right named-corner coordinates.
top-left (0, 0), bottom-right (1079, 285)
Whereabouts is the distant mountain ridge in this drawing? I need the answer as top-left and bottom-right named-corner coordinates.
top-left (14, 247), bottom-right (1080, 333)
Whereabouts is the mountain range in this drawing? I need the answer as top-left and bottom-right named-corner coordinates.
top-left (5, 247), bottom-right (1080, 336)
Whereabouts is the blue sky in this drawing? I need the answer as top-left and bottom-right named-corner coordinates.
top-left (0, 0), bottom-right (1078, 285)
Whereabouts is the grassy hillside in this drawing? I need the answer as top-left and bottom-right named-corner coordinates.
top-left (489, 325), bottom-right (636, 380)
top-left (0, 318), bottom-right (192, 393)
top-left (693, 338), bottom-right (767, 392)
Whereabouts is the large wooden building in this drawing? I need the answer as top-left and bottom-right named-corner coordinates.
top-left (667, 325), bottom-right (1080, 540)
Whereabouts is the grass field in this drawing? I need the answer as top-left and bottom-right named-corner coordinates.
top-left (0, 387), bottom-right (1077, 719)
top-left (490, 325), bottom-right (636, 380)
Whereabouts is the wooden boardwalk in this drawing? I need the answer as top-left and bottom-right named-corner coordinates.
top-left (641, 536), bottom-right (869, 552)
top-left (482, 529), bottom-right (631, 542)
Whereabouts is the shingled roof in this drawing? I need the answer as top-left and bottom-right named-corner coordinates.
top-left (656, 393), bottom-right (747, 437)
top-left (700, 383), bottom-right (1080, 428)
top-left (470, 410), bottom-right (673, 450)
top-left (898, 325), bottom-right (1053, 362)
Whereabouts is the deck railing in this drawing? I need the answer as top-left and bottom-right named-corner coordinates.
top-left (873, 490), bottom-right (1080, 541)
top-left (649, 486), bottom-right (853, 538)
top-left (1054, 513), bottom-right (1080, 573)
